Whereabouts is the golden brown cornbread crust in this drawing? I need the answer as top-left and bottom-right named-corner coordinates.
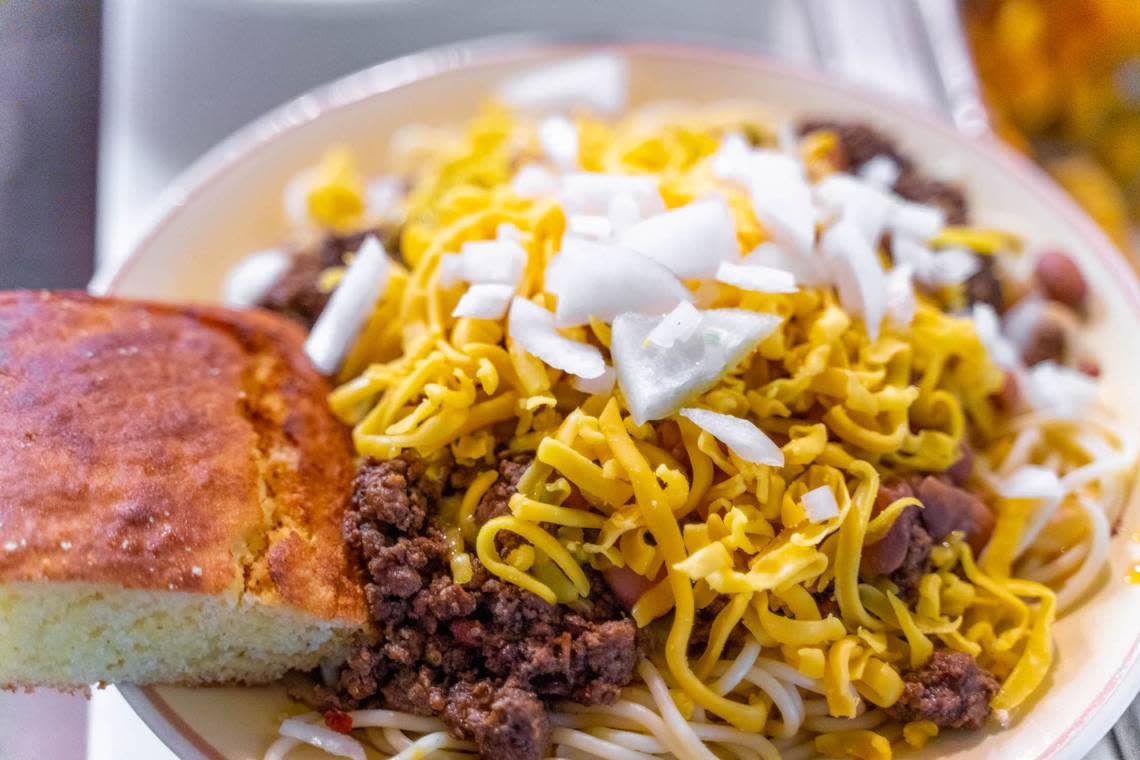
top-left (0, 290), bottom-right (366, 625)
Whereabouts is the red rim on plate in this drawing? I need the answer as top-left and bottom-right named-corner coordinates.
top-left (109, 36), bottom-right (1140, 760)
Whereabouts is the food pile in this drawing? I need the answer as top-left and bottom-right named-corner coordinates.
top-left (223, 55), bottom-right (1136, 760)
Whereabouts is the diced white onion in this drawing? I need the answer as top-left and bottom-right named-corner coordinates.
top-left (858, 155), bottom-right (901, 188)
top-left (679, 408), bottom-right (784, 467)
top-left (889, 200), bottom-right (946, 240)
top-left (716, 261), bottom-right (797, 294)
top-left (817, 172), bottom-right (946, 241)
top-left (801, 485), bottom-right (840, 522)
top-left (820, 219), bottom-right (888, 340)
top-left (618, 196), bottom-right (739, 278)
top-left (612, 308), bottom-right (781, 424)
top-left (835, 179), bottom-right (894, 247)
top-left (572, 364), bottom-right (616, 395)
top-left (498, 53), bottom-right (628, 115)
top-left (538, 114), bottom-right (579, 170)
top-left (451, 283), bottom-right (515, 319)
top-left (1002, 465), bottom-right (1064, 500)
top-left (885, 263), bottom-right (917, 327)
top-left (221, 248), bottom-right (290, 307)
top-left (971, 303), bottom-right (1021, 369)
top-left (279, 718), bottom-right (366, 760)
top-left (365, 175), bottom-right (404, 221)
top-left (508, 297), bottom-right (605, 379)
top-left (646, 301), bottom-right (703, 348)
top-left (511, 163), bottom-right (559, 198)
top-left (1021, 361), bottom-right (1098, 418)
top-left (607, 192), bottom-right (643, 236)
top-left (560, 172), bottom-right (665, 219)
top-left (438, 240), bottom-right (527, 288)
top-left (544, 238), bottom-right (691, 327)
top-left (743, 242), bottom-right (831, 287)
top-left (496, 223), bottom-right (523, 241)
top-left (891, 236), bottom-right (979, 288)
top-left (929, 246), bottom-right (981, 285)
top-left (567, 214), bottom-right (613, 241)
top-left (304, 236), bottom-right (390, 375)
top-left (713, 141), bottom-right (816, 254)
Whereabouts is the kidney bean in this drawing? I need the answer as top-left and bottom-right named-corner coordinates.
top-left (1034, 250), bottom-right (1088, 311)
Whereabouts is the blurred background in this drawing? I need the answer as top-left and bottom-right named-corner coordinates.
top-left (2, 0), bottom-right (1140, 757)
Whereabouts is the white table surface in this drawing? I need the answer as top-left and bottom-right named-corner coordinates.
top-left (15, 0), bottom-right (1121, 758)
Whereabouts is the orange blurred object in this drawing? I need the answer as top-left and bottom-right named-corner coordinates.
top-left (965, 0), bottom-right (1140, 253)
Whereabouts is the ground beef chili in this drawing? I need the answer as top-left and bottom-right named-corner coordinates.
top-left (797, 119), bottom-right (970, 224)
top-left (964, 255), bottom-right (1005, 311)
top-left (886, 650), bottom-right (1000, 729)
top-left (330, 454), bottom-right (639, 760)
top-left (258, 226), bottom-right (399, 329)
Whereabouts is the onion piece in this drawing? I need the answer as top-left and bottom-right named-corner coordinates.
top-left (743, 242), bottom-right (831, 288)
top-left (858, 155), bottom-right (901, 188)
top-left (508, 297), bottom-right (605, 379)
top-left (801, 485), bottom-right (840, 522)
top-left (716, 261), bottom-right (797, 294)
top-left (572, 365), bottom-right (616, 395)
top-left (560, 172), bottom-right (665, 219)
top-left (566, 214), bottom-right (613, 241)
top-left (1021, 361), bottom-right (1098, 418)
top-left (646, 301), bottom-right (703, 348)
top-left (971, 303), bottom-right (1020, 369)
top-left (511, 163), bottom-right (559, 198)
top-left (279, 718), bottom-right (366, 760)
top-left (612, 308), bottom-right (781, 423)
top-left (438, 240), bottom-right (527, 288)
top-left (885, 263), bottom-right (917, 327)
top-left (544, 238), bottom-right (691, 327)
top-left (304, 236), bottom-right (390, 375)
top-left (891, 236), bottom-right (979, 288)
top-left (746, 153), bottom-right (817, 255)
top-left (618, 196), bottom-right (739, 277)
top-left (1002, 466), bottom-right (1063, 501)
top-left (679, 408), bottom-right (784, 467)
top-left (221, 248), bottom-right (290, 307)
top-left (607, 192), bottom-right (643, 235)
top-left (498, 53), bottom-right (628, 115)
top-left (538, 115), bottom-right (579, 170)
top-left (712, 141), bottom-right (816, 254)
top-left (890, 200), bottom-right (945, 240)
top-left (365, 175), bottom-right (404, 221)
top-left (452, 283), bottom-right (515, 320)
top-left (820, 219), bottom-right (888, 340)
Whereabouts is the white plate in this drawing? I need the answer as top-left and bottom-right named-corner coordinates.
top-left (105, 39), bottom-right (1140, 760)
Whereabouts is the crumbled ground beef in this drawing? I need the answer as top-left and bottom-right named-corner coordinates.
top-left (892, 171), bottom-right (970, 226)
top-left (259, 227), bottom-right (398, 329)
top-left (798, 119), bottom-right (969, 225)
top-left (474, 453), bottom-right (532, 524)
top-left (887, 650), bottom-right (1000, 729)
top-left (332, 454), bottom-right (639, 760)
top-left (965, 255), bottom-right (1005, 311)
top-left (798, 120), bottom-right (914, 174)
top-left (887, 518), bottom-right (933, 602)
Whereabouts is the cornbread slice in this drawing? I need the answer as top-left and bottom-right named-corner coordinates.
top-left (0, 291), bottom-right (367, 689)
